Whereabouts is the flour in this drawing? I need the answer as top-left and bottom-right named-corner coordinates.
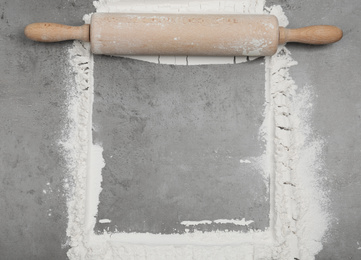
top-left (99, 219), bottom-right (112, 224)
top-left (60, 40), bottom-right (95, 259)
top-left (181, 218), bottom-right (254, 227)
top-left (62, 1), bottom-right (330, 259)
top-left (239, 159), bottom-right (251, 164)
top-left (263, 6), bottom-right (329, 259)
top-left (213, 218), bottom-right (254, 226)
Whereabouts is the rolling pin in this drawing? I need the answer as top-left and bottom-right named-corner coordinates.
top-left (24, 13), bottom-right (343, 56)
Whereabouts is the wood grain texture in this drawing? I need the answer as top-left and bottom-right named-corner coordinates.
top-left (24, 15), bottom-right (343, 56)
top-left (24, 23), bottom-right (90, 43)
top-left (90, 13), bottom-right (279, 56)
top-left (279, 25), bottom-right (343, 45)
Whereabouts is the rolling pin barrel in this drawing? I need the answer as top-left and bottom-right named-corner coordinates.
top-left (24, 13), bottom-right (343, 57)
top-left (90, 13), bottom-right (280, 56)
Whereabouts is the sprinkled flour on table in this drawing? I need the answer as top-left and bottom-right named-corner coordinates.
top-left (60, 1), bottom-right (330, 259)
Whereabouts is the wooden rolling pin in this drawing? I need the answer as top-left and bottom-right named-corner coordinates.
top-left (24, 13), bottom-right (343, 56)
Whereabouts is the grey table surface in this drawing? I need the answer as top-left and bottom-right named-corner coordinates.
top-left (1, 0), bottom-right (360, 259)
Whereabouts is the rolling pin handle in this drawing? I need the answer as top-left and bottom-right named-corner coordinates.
top-left (279, 25), bottom-right (343, 45)
top-left (24, 23), bottom-right (90, 43)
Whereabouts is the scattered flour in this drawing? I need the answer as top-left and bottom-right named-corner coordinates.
top-left (99, 219), bottom-right (112, 224)
top-left (213, 218), bottom-right (254, 226)
top-left (262, 6), bottom-right (329, 259)
top-left (181, 218), bottom-right (254, 227)
top-left (60, 1), bottom-right (330, 259)
top-left (181, 220), bottom-right (213, 226)
top-left (239, 159), bottom-right (251, 164)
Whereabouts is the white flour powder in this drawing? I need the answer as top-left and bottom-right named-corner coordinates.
top-left (61, 1), bottom-right (330, 259)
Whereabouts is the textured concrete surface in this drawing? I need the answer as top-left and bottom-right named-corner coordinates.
top-left (270, 0), bottom-right (361, 258)
top-left (93, 57), bottom-right (268, 234)
top-left (0, 0), bottom-right (94, 259)
top-left (1, 0), bottom-right (361, 259)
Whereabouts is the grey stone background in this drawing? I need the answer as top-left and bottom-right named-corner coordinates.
top-left (92, 57), bottom-right (268, 234)
top-left (273, 0), bottom-right (361, 259)
top-left (0, 0), bottom-right (360, 259)
top-left (0, 1), bottom-right (94, 259)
